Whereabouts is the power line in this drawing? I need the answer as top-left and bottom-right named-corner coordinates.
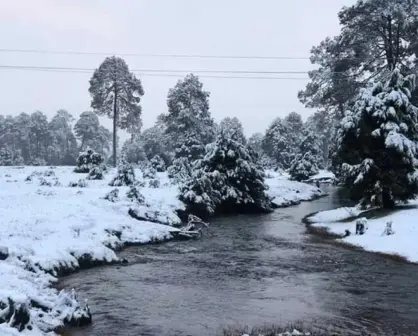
top-left (0, 48), bottom-right (310, 60)
top-left (0, 64), bottom-right (310, 75)
top-left (0, 64), bottom-right (310, 80)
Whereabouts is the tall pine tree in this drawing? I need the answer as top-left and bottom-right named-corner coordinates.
top-left (89, 56), bottom-right (144, 166)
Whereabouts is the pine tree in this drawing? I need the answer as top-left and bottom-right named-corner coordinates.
top-left (74, 111), bottom-right (100, 151)
top-left (89, 56), bottom-right (144, 167)
top-left (217, 117), bottom-right (246, 144)
top-left (299, 125), bottom-right (323, 167)
top-left (164, 74), bottom-right (215, 161)
top-left (49, 109), bottom-right (78, 164)
top-left (338, 69), bottom-right (418, 208)
top-left (0, 147), bottom-right (13, 166)
top-left (141, 125), bottom-right (171, 164)
top-left (289, 152), bottom-right (319, 182)
top-left (121, 135), bottom-right (147, 164)
top-left (262, 117), bottom-right (293, 169)
top-left (180, 133), bottom-right (272, 217)
top-left (284, 112), bottom-right (303, 151)
top-left (29, 111), bottom-right (50, 165)
top-left (299, 0), bottom-right (418, 120)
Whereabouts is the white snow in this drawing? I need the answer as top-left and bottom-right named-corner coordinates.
top-left (0, 166), bottom-right (182, 335)
top-left (308, 201), bottom-right (418, 263)
top-left (265, 170), bottom-right (325, 206)
top-left (308, 170), bottom-right (335, 182)
top-left (306, 206), bottom-right (364, 223)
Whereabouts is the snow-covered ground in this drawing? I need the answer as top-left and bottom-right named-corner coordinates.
top-left (308, 170), bottom-right (335, 183)
top-left (0, 166), bottom-right (327, 335)
top-left (307, 202), bottom-right (418, 263)
top-left (265, 170), bottom-right (325, 207)
top-left (0, 166), bottom-right (182, 335)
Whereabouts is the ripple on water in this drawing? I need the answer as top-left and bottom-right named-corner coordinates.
top-left (61, 187), bottom-right (418, 336)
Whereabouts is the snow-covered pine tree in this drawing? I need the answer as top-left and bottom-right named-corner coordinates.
top-left (180, 131), bottom-right (272, 217)
top-left (288, 125), bottom-right (323, 181)
top-left (164, 74), bottom-right (215, 161)
top-left (150, 155), bottom-right (166, 172)
top-left (299, 125), bottom-right (324, 167)
top-left (262, 117), bottom-right (293, 169)
top-left (217, 117), bottom-right (246, 144)
top-left (121, 135), bottom-right (147, 164)
top-left (109, 163), bottom-right (136, 186)
top-left (49, 109), bottom-right (78, 164)
top-left (284, 111), bottom-right (304, 155)
top-left (338, 69), bottom-right (418, 208)
top-left (141, 124), bottom-right (171, 164)
top-left (288, 152), bottom-right (319, 181)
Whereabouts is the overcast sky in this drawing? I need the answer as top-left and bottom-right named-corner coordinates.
top-left (0, 0), bottom-right (356, 139)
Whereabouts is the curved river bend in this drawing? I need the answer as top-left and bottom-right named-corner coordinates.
top-left (60, 186), bottom-right (418, 336)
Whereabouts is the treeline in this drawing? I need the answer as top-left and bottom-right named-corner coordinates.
top-left (0, 110), bottom-right (112, 166)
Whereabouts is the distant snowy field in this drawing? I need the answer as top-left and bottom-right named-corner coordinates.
top-left (307, 203), bottom-right (418, 263)
top-left (0, 166), bottom-right (325, 335)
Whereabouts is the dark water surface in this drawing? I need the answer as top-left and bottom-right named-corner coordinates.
top-left (61, 186), bottom-right (418, 336)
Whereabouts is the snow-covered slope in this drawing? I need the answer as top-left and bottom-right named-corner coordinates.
top-left (0, 166), bottom-right (181, 335)
top-left (307, 202), bottom-right (418, 263)
top-left (265, 171), bottom-right (325, 207)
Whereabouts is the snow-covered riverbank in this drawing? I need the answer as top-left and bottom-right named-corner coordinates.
top-left (0, 166), bottom-right (325, 335)
top-left (306, 202), bottom-right (418, 263)
top-left (265, 171), bottom-right (326, 207)
top-left (0, 166), bottom-right (181, 335)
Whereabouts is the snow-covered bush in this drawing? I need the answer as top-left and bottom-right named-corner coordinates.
top-left (148, 178), bottom-right (160, 188)
top-left (44, 170), bottom-right (55, 177)
top-left (337, 69), bottom-right (418, 208)
top-left (135, 179), bottom-right (146, 188)
top-left (142, 165), bottom-right (157, 179)
top-left (109, 164), bottom-right (136, 186)
top-left (69, 179), bottom-right (88, 188)
top-left (150, 155), bottom-right (166, 172)
top-left (180, 134), bottom-right (272, 217)
top-left (87, 164), bottom-right (106, 180)
top-left (74, 149), bottom-right (104, 173)
top-left (104, 188), bottom-right (119, 202)
top-left (126, 185), bottom-right (145, 204)
top-left (39, 177), bottom-right (53, 187)
top-left (25, 170), bottom-right (55, 182)
top-left (0, 246), bottom-right (9, 260)
top-left (289, 152), bottom-right (319, 181)
top-left (167, 157), bottom-right (193, 185)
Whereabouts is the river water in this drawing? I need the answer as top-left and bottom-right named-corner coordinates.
top-left (60, 186), bottom-right (418, 336)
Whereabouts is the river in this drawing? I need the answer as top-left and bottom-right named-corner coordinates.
top-left (60, 186), bottom-right (418, 336)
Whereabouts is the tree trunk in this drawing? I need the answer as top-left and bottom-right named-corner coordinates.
top-left (113, 91), bottom-right (118, 167)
